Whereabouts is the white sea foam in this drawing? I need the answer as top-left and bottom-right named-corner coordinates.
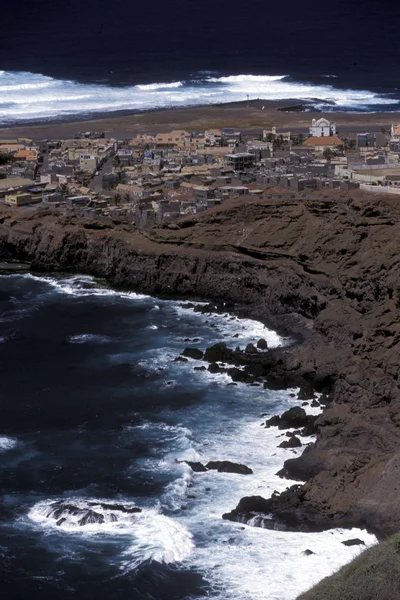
top-left (0, 436), bottom-right (18, 452)
top-left (68, 333), bottom-right (112, 344)
top-left (0, 70), bottom-right (396, 123)
top-left (133, 386), bottom-right (376, 599)
top-left (136, 81), bottom-right (184, 90)
top-left (191, 526), bottom-right (376, 600)
top-left (27, 498), bottom-right (194, 569)
top-left (26, 274), bottom-right (148, 300)
top-left (172, 301), bottom-right (285, 348)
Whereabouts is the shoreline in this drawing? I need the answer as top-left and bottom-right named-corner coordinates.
top-left (0, 99), bottom-right (398, 140)
top-left (0, 270), bottom-right (375, 599)
top-left (1, 192), bottom-right (400, 540)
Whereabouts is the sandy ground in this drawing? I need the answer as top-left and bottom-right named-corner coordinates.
top-left (0, 99), bottom-right (397, 141)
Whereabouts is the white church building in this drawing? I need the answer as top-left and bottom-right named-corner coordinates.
top-left (309, 117), bottom-right (337, 137)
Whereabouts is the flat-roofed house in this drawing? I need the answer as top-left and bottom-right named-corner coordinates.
top-left (155, 130), bottom-right (191, 148)
top-left (5, 192), bottom-right (41, 206)
top-left (0, 144), bottom-right (26, 155)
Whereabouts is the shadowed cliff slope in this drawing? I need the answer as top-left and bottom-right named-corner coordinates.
top-left (1, 190), bottom-right (400, 536)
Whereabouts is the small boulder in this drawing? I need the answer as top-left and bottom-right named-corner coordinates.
top-left (208, 362), bottom-right (222, 374)
top-left (278, 407), bottom-right (309, 429)
top-left (257, 338), bottom-right (268, 350)
top-left (245, 343), bottom-right (258, 354)
top-left (303, 549), bottom-right (315, 556)
top-left (194, 366), bottom-right (207, 371)
top-left (174, 356), bottom-right (188, 362)
top-left (182, 347), bottom-right (204, 360)
top-left (342, 538), bottom-right (366, 547)
top-left (278, 436), bottom-right (302, 449)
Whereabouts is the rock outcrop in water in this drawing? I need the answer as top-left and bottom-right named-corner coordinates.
top-left (2, 190), bottom-right (400, 537)
top-left (44, 500), bottom-right (142, 527)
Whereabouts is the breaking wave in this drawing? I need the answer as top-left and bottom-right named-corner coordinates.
top-left (28, 498), bottom-right (194, 569)
top-left (27, 274), bottom-right (148, 300)
top-left (0, 70), bottom-right (397, 124)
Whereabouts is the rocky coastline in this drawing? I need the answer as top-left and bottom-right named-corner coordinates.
top-left (1, 190), bottom-right (400, 539)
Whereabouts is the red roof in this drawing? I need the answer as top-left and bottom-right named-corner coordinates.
top-left (304, 136), bottom-right (344, 146)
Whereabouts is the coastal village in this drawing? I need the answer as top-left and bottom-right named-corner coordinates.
top-left (1, 117), bottom-right (400, 227)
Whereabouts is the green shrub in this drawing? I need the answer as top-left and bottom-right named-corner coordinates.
top-left (298, 535), bottom-right (400, 600)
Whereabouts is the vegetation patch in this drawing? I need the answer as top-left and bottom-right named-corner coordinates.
top-left (298, 534), bottom-right (400, 600)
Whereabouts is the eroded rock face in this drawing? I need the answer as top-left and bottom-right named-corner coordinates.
top-left (2, 192), bottom-right (400, 536)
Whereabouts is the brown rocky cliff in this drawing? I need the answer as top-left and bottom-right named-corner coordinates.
top-left (1, 191), bottom-right (400, 536)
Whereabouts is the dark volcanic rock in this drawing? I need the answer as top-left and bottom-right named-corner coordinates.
top-left (183, 461), bottom-right (208, 472)
top-left (205, 461), bottom-right (253, 475)
top-left (342, 538), bottom-right (366, 547)
top-left (278, 435), bottom-right (302, 449)
top-left (194, 366), bottom-right (207, 371)
top-left (174, 356), bottom-right (188, 362)
top-left (278, 407), bottom-right (312, 429)
top-left (245, 343), bottom-right (258, 354)
top-left (257, 338), bottom-right (268, 350)
top-left (208, 362), bottom-right (223, 374)
top-left (303, 549), bottom-right (315, 556)
top-left (204, 342), bottom-right (232, 363)
top-left (299, 420), bottom-right (318, 437)
top-left (181, 347), bottom-right (204, 360)
top-left (222, 485), bottom-right (360, 532)
top-left (227, 367), bottom-right (249, 383)
top-left (297, 382), bottom-right (316, 401)
top-left (265, 415), bottom-right (281, 427)
top-left (78, 510), bottom-right (105, 526)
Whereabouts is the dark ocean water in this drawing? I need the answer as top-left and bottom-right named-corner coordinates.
top-left (0, 274), bottom-right (375, 600)
top-left (0, 0), bottom-right (399, 123)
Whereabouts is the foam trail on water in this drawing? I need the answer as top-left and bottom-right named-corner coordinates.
top-left (68, 334), bottom-right (113, 344)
